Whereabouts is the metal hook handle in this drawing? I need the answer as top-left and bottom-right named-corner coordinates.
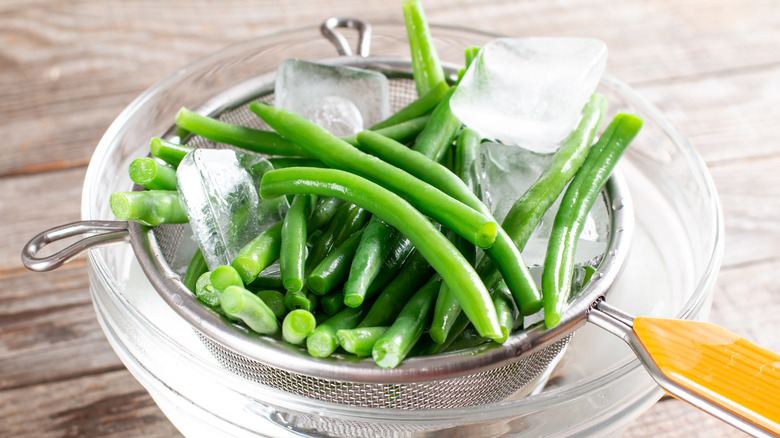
top-left (21, 220), bottom-right (130, 272)
top-left (320, 17), bottom-right (371, 57)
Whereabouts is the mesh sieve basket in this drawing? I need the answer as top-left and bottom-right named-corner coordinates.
top-left (21, 17), bottom-right (634, 413)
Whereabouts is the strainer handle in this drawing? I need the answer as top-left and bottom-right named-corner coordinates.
top-left (320, 17), bottom-right (371, 57)
top-left (590, 300), bottom-right (780, 438)
top-left (21, 220), bottom-right (130, 272)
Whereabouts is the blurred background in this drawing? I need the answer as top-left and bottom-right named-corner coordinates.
top-left (1, 0), bottom-right (778, 436)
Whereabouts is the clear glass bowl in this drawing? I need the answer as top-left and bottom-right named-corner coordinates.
top-left (82, 21), bottom-right (723, 437)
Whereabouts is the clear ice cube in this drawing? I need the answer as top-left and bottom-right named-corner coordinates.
top-left (177, 149), bottom-right (287, 270)
top-left (477, 142), bottom-right (609, 268)
top-left (274, 59), bottom-right (389, 136)
top-left (451, 37), bottom-right (607, 154)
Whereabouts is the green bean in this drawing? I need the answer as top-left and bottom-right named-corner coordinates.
top-left (343, 217), bottom-right (394, 307)
top-left (354, 130), bottom-right (541, 316)
top-left (364, 232), bottom-right (414, 296)
top-left (442, 325), bottom-right (486, 353)
top-left (129, 158), bottom-right (178, 190)
top-left (267, 157), bottom-right (326, 169)
top-left (320, 287), bottom-right (346, 316)
top-left (307, 230), bottom-right (364, 295)
top-left (410, 87), bottom-right (461, 163)
top-left (220, 285), bottom-right (280, 335)
top-left (280, 195), bottom-right (311, 293)
top-left (150, 137), bottom-right (193, 168)
top-left (542, 113), bottom-right (642, 328)
top-left (260, 167), bottom-right (502, 340)
top-left (210, 265), bottom-right (244, 291)
top-left (492, 281), bottom-right (520, 343)
top-left (306, 306), bottom-right (368, 358)
top-left (250, 102), bottom-right (497, 249)
top-left (306, 197), bottom-right (346, 231)
top-left (503, 94), bottom-right (607, 252)
top-left (109, 190), bottom-right (188, 226)
top-left (341, 114), bottom-right (431, 146)
top-left (248, 270), bottom-right (284, 290)
top-left (370, 82), bottom-right (449, 130)
top-left (402, 0), bottom-right (446, 96)
top-left (372, 275), bottom-right (441, 368)
top-left (457, 46), bottom-right (481, 83)
top-left (284, 288), bottom-right (318, 312)
top-left (194, 271), bottom-right (219, 308)
top-left (419, 312), bottom-right (471, 355)
top-left (359, 249), bottom-right (435, 328)
top-left (430, 229), bottom-right (468, 344)
top-left (182, 249), bottom-right (208, 293)
top-left (255, 289), bottom-right (286, 319)
top-left (306, 203), bottom-right (369, 269)
top-left (336, 327), bottom-right (389, 357)
top-left (282, 309), bottom-right (317, 345)
top-left (231, 220), bottom-right (284, 284)
top-left (176, 107), bottom-right (311, 157)
top-left (454, 127), bottom-right (481, 193)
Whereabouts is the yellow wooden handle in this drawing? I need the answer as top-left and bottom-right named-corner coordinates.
top-left (634, 317), bottom-right (780, 435)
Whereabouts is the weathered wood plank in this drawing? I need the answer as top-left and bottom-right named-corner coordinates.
top-left (2, 0), bottom-right (779, 175)
top-left (0, 261), bottom-right (124, 391)
top-left (0, 369), bottom-right (181, 438)
top-left (0, 166), bottom-right (84, 268)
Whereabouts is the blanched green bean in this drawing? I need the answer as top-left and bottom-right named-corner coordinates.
top-left (182, 249), bottom-right (208, 293)
top-left (307, 230), bottom-right (364, 295)
top-left (370, 82), bottom-right (449, 130)
top-left (220, 285), bottom-right (280, 335)
top-left (109, 190), bottom-right (188, 226)
top-left (129, 158), bottom-right (178, 190)
top-left (280, 195), bottom-right (311, 293)
top-left (402, 0), bottom-right (446, 96)
top-left (150, 137), bottom-right (193, 168)
top-left (260, 167), bottom-right (502, 340)
top-left (343, 217), bottom-right (394, 307)
top-left (249, 102), bottom-right (497, 249)
top-left (282, 309), bottom-right (317, 345)
top-left (336, 326), bottom-right (389, 357)
top-left (232, 220), bottom-right (284, 284)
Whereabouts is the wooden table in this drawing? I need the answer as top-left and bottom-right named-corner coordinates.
top-left (2, 1), bottom-right (778, 436)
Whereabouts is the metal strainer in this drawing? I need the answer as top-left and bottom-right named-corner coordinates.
top-left (21, 18), bottom-right (780, 437)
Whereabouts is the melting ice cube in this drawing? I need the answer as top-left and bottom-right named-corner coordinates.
top-left (477, 142), bottom-right (609, 268)
top-left (451, 37), bottom-right (607, 154)
top-left (274, 59), bottom-right (389, 136)
top-left (177, 149), bottom-right (287, 270)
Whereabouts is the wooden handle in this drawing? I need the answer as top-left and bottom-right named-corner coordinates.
top-left (633, 317), bottom-right (780, 436)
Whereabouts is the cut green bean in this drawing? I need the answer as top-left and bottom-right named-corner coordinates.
top-left (457, 46), bottom-right (481, 83)
top-left (255, 289), bottom-right (286, 319)
top-left (359, 249), bottom-right (435, 328)
top-left (194, 271), bottom-right (219, 308)
top-left (354, 130), bottom-right (541, 316)
top-left (176, 107), bottom-right (311, 157)
top-left (109, 190), bottom-right (188, 226)
top-left (282, 309), bottom-right (317, 345)
top-left (454, 127), bottom-right (481, 193)
top-left (306, 203), bottom-right (369, 270)
top-left (210, 265), bottom-right (244, 291)
top-left (320, 287), bottom-right (346, 315)
top-left (260, 167), bottom-right (502, 340)
top-left (280, 194), bottom-right (311, 293)
top-left (542, 113), bottom-right (642, 328)
top-left (372, 275), bottom-right (441, 368)
top-left (370, 82), bottom-right (449, 130)
top-left (343, 218), bottom-right (394, 307)
top-left (336, 327), bottom-right (389, 357)
top-left (306, 306), bottom-right (368, 358)
top-left (410, 87), bottom-right (461, 163)
top-left (307, 229), bottom-right (364, 295)
top-left (150, 137), bottom-right (193, 168)
top-left (250, 102), bottom-right (497, 249)
top-left (284, 288), bottom-right (318, 312)
top-left (430, 229), bottom-right (469, 344)
top-left (129, 158), bottom-right (178, 190)
top-left (232, 220), bottom-right (284, 284)
top-left (220, 285), bottom-right (280, 335)
top-left (182, 249), bottom-right (208, 293)
top-left (402, 0), bottom-right (446, 96)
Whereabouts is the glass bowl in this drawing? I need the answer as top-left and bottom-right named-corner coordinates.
top-left (82, 21), bottom-right (723, 437)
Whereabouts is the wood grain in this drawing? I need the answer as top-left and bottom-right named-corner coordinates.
top-left (1, 0), bottom-right (779, 437)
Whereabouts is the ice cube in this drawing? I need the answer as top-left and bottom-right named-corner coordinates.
top-left (177, 149), bottom-right (285, 270)
top-left (451, 37), bottom-right (607, 154)
top-left (274, 59), bottom-right (389, 135)
top-left (477, 142), bottom-right (609, 268)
